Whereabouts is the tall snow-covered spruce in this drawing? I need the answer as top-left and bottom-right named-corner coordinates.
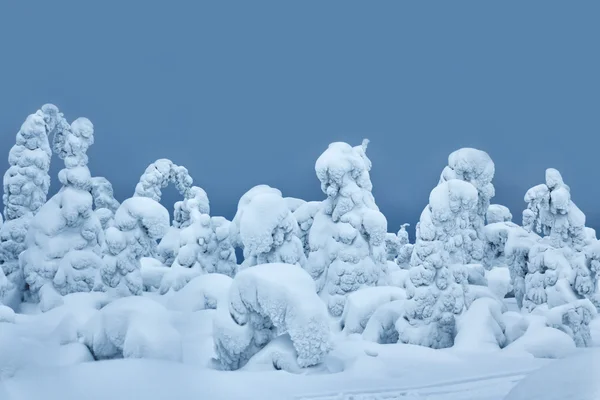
top-left (21, 117), bottom-right (104, 311)
top-left (0, 105), bottom-right (66, 306)
top-left (305, 140), bottom-right (388, 317)
top-left (400, 179), bottom-right (478, 348)
top-left (520, 168), bottom-right (597, 346)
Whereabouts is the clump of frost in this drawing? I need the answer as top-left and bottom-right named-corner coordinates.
top-left (101, 197), bottom-right (170, 297)
top-left (306, 140), bottom-right (388, 317)
top-left (0, 106), bottom-right (61, 301)
top-left (439, 148), bottom-right (495, 264)
top-left (239, 191), bottom-right (306, 269)
top-left (213, 263), bottom-right (333, 370)
top-left (21, 117), bottom-right (104, 309)
top-left (293, 201), bottom-right (321, 257)
top-left (340, 286), bottom-right (406, 335)
top-left (82, 296), bottom-right (182, 361)
top-left (401, 179), bottom-right (478, 349)
top-left (486, 204), bottom-right (512, 224)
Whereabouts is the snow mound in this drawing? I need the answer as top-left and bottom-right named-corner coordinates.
top-left (82, 296), bottom-right (182, 362)
top-left (362, 300), bottom-right (406, 344)
top-left (213, 263), bottom-right (332, 370)
top-left (453, 297), bottom-right (506, 353)
top-left (505, 349), bottom-right (600, 400)
top-left (167, 274), bottom-right (232, 312)
top-left (340, 286), bottom-right (406, 334)
top-left (504, 315), bottom-right (576, 359)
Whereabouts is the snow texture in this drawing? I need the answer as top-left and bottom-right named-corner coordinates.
top-left (213, 263), bottom-right (333, 370)
top-left (239, 191), bottom-right (306, 269)
top-left (21, 117), bottom-right (104, 308)
top-left (402, 179), bottom-right (478, 348)
top-left (101, 197), bottom-right (170, 297)
top-left (82, 296), bottom-right (182, 361)
top-left (306, 140), bottom-right (388, 317)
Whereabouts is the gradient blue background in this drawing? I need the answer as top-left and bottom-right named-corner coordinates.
top-left (1, 1), bottom-right (599, 237)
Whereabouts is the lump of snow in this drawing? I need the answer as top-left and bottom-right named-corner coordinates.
top-left (453, 297), bottom-right (506, 353)
top-left (167, 273), bottom-right (232, 312)
top-left (486, 204), bottom-right (512, 224)
top-left (340, 286), bottom-right (406, 335)
top-left (213, 263), bottom-right (332, 370)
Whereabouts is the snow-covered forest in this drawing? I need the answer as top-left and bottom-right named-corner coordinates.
top-left (0, 105), bottom-right (598, 399)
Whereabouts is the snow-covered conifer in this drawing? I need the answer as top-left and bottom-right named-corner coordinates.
top-left (439, 148), bottom-right (495, 264)
top-left (400, 179), bottom-right (478, 349)
top-left (396, 223), bottom-right (413, 268)
top-left (519, 169), bottom-right (596, 346)
top-left (0, 107), bottom-right (60, 301)
top-left (133, 159), bottom-right (193, 202)
top-left (21, 117), bottom-right (104, 309)
top-left (487, 204), bottom-right (512, 224)
top-left (306, 140), bottom-right (388, 317)
top-left (239, 191), bottom-right (306, 269)
top-left (91, 176), bottom-right (120, 230)
top-left (101, 197), bottom-right (170, 296)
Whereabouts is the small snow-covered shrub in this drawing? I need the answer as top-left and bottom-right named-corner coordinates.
top-left (101, 197), bottom-right (170, 297)
top-left (453, 297), bottom-right (506, 353)
top-left (361, 300), bottom-right (406, 344)
top-left (306, 140), bottom-right (388, 316)
top-left (213, 263), bottom-right (332, 370)
top-left (82, 296), bottom-right (182, 361)
top-left (167, 273), bottom-right (232, 312)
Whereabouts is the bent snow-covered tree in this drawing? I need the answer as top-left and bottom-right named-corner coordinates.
top-left (239, 191), bottom-right (306, 269)
top-left (21, 117), bottom-right (104, 310)
top-left (400, 179), bottom-right (477, 349)
top-left (520, 169), bottom-right (596, 346)
top-left (213, 263), bottom-right (332, 370)
top-left (101, 197), bottom-right (170, 296)
top-left (439, 148), bottom-right (495, 264)
top-left (0, 106), bottom-right (64, 304)
top-left (306, 140), bottom-right (388, 317)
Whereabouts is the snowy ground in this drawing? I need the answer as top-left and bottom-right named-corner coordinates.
top-left (2, 292), bottom-right (599, 400)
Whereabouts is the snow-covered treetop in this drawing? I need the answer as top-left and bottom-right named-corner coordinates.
top-left (523, 168), bottom-right (586, 249)
top-left (439, 148), bottom-right (495, 215)
top-left (133, 159), bottom-right (194, 202)
top-left (54, 117), bottom-right (94, 167)
top-left (173, 186), bottom-right (210, 229)
top-left (91, 177), bottom-right (120, 212)
top-left (3, 111), bottom-right (52, 221)
top-left (114, 197), bottom-right (170, 240)
top-left (230, 184), bottom-right (282, 248)
top-left (315, 139), bottom-right (376, 221)
top-left (487, 204), bottom-right (512, 224)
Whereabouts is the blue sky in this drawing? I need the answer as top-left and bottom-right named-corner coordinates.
top-left (1, 1), bottom-right (599, 236)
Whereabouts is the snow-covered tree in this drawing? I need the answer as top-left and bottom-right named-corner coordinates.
top-left (439, 148), bottom-right (495, 264)
top-left (391, 223), bottom-right (413, 269)
top-left (293, 201), bottom-right (320, 258)
top-left (305, 140), bottom-right (388, 317)
top-left (91, 176), bottom-right (120, 230)
top-left (21, 117), bottom-right (104, 310)
top-left (156, 186), bottom-right (210, 266)
top-left (134, 159), bottom-right (193, 202)
top-left (239, 191), bottom-right (306, 269)
top-left (487, 204), bottom-right (512, 224)
top-left (519, 169), bottom-right (596, 346)
top-left (400, 179), bottom-right (478, 349)
top-left (159, 210), bottom-right (237, 294)
top-left (101, 197), bottom-right (170, 297)
top-left (385, 233), bottom-right (401, 262)
top-left (0, 106), bottom-right (61, 303)
top-left (213, 263), bottom-right (332, 370)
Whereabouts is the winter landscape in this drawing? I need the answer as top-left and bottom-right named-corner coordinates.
top-left (0, 104), bottom-right (598, 400)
